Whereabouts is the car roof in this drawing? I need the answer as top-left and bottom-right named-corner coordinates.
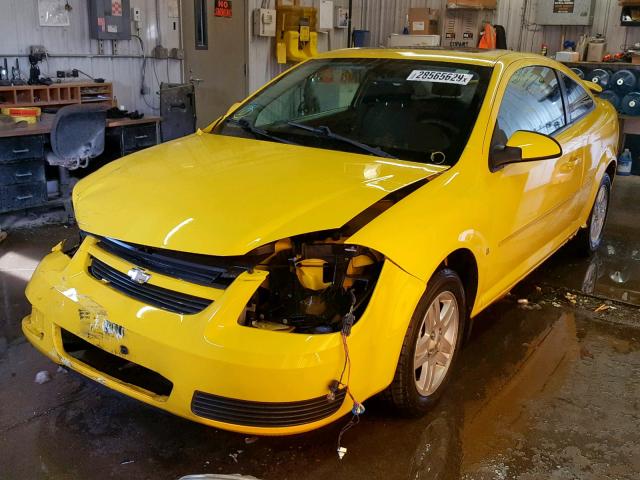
top-left (314, 47), bottom-right (545, 67)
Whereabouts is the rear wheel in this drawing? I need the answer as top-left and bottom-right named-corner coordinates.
top-left (384, 268), bottom-right (466, 415)
top-left (574, 173), bottom-right (611, 255)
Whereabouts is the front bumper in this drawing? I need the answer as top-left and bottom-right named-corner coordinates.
top-left (23, 236), bottom-right (425, 435)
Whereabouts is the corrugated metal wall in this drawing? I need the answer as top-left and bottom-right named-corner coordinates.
top-left (247, 0), bottom-right (351, 94)
top-left (352, 0), bottom-right (640, 55)
top-left (0, 0), bottom-right (183, 115)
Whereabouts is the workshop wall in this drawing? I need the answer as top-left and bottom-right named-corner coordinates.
top-left (0, 0), bottom-right (183, 115)
top-left (247, 0), bottom-right (351, 94)
top-left (351, 0), bottom-right (640, 55)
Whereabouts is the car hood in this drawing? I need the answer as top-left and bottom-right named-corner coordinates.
top-left (74, 132), bottom-right (446, 256)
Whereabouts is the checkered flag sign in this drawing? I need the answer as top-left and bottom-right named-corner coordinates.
top-left (112, 0), bottom-right (123, 16)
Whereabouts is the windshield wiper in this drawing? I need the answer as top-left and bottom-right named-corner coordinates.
top-left (227, 118), bottom-right (299, 146)
top-left (286, 121), bottom-right (397, 159)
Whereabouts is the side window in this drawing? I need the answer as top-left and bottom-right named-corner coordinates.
top-left (494, 66), bottom-right (565, 144)
top-left (561, 74), bottom-right (594, 122)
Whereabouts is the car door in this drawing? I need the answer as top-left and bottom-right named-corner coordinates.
top-left (558, 72), bottom-right (596, 214)
top-left (483, 64), bottom-right (584, 301)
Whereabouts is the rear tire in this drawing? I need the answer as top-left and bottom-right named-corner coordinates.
top-left (384, 268), bottom-right (466, 416)
top-left (574, 173), bottom-right (611, 256)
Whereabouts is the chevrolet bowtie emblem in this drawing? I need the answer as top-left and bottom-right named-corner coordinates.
top-left (127, 267), bottom-right (151, 284)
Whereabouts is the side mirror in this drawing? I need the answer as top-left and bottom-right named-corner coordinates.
top-left (582, 80), bottom-right (603, 94)
top-left (491, 130), bottom-right (562, 171)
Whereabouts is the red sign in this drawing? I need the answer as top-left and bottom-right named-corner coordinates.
top-left (214, 0), bottom-right (232, 18)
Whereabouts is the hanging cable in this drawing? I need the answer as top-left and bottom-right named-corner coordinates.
top-left (133, 34), bottom-right (159, 111)
top-left (333, 290), bottom-right (365, 460)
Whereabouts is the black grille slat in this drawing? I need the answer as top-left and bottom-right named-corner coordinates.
top-left (90, 260), bottom-right (209, 313)
top-left (194, 399), bottom-right (340, 416)
top-left (97, 236), bottom-right (248, 288)
top-left (91, 261), bottom-right (210, 311)
top-left (89, 257), bottom-right (213, 315)
top-left (191, 403), bottom-right (341, 423)
top-left (191, 389), bottom-right (346, 427)
top-left (192, 396), bottom-right (340, 412)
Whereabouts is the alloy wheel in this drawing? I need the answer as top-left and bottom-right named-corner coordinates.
top-left (590, 184), bottom-right (608, 246)
top-left (414, 291), bottom-right (459, 396)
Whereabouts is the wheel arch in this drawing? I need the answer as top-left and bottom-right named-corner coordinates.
top-left (605, 159), bottom-right (617, 184)
top-left (438, 248), bottom-right (479, 343)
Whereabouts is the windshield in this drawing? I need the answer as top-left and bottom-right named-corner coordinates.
top-left (214, 58), bottom-right (493, 166)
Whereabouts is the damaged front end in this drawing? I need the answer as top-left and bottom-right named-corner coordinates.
top-left (240, 233), bottom-right (383, 334)
top-left (237, 184), bottom-right (426, 335)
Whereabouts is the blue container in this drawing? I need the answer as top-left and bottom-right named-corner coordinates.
top-left (589, 68), bottom-right (612, 89)
top-left (621, 92), bottom-right (640, 116)
top-left (618, 149), bottom-right (633, 176)
top-left (599, 90), bottom-right (621, 111)
top-left (352, 30), bottom-right (370, 48)
top-left (611, 69), bottom-right (638, 95)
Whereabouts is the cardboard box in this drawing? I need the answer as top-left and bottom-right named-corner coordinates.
top-left (408, 8), bottom-right (439, 35)
top-left (446, 0), bottom-right (497, 8)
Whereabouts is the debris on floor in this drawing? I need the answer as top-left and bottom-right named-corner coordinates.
top-left (34, 370), bottom-right (51, 384)
top-left (228, 450), bottom-right (243, 463)
top-left (179, 475), bottom-right (260, 479)
top-left (0, 229), bottom-right (6, 244)
top-left (564, 292), bottom-right (577, 304)
top-left (594, 304), bottom-right (615, 313)
top-left (244, 436), bottom-right (258, 445)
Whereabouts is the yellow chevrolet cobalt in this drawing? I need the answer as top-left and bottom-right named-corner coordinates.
top-left (23, 49), bottom-right (618, 435)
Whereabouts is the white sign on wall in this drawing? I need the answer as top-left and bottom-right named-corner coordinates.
top-left (38, 0), bottom-right (71, 27)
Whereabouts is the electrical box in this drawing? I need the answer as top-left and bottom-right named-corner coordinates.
top-left (318, 0), bottom-right (333, 30)
top-left (535, 0), bottom-right (595, 26)
top-left (88, 0), bottom-right (132, 40)
top-left (253, 8), bottom-right (276, 37)
top-left (131, 7), bottom-right (141, 22)
top-left (335, 7), bottom-right (349, 29)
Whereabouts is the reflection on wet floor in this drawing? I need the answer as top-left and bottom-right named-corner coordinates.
top-left (534, 176), bottom-right (640, 307)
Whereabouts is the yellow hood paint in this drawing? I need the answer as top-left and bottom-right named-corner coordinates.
top-left (73, 133), bottom-right (446, 255)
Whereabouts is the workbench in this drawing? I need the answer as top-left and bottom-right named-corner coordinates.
top-left (0, 113), bottom-right (161, 214)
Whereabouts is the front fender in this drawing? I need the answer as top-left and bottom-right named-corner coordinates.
top-left (348, 169), bottom-right (490, 315)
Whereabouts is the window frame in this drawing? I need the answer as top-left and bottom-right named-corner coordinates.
top-left (558, 71), bottom-right (595, 125)
top-left (194, 0), bottom-right (208, 50)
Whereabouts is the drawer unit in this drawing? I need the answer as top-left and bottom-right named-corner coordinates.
top-left (1, 182), bottom-right (47, 213)
top-left (122, 124), bottom-right (158, 153)
top-left (0, 160), bottom-right (45, 186)
top-left (0, 135), bottom-right (45, 163)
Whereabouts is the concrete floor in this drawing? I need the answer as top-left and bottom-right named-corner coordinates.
top-left (1, 178), bottom-right (640, 480)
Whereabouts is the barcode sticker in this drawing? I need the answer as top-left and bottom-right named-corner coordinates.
top-left (407, 70), bottom-right (474, 85)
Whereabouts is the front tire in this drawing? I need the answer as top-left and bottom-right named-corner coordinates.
top-left (574, 172), bottom-right (611, 255)
top-left (385, 268), bottom-right (466, 416)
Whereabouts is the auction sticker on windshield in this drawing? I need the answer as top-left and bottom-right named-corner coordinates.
top-left (407, 70), bottom-right (473, 84)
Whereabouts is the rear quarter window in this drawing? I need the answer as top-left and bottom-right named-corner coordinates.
top-left (561, 74), bottom-right (594, 122)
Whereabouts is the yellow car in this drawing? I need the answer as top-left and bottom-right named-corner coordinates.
top-left (23, 48), bottom-right (618, 436)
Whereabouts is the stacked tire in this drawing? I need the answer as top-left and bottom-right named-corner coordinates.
top-left (578, 66), bottom-right (640, 115)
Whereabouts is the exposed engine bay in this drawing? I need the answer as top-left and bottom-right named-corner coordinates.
top-left (238, 181), bottom-right (430, 334)
top-left (239, 234), bottom-right (383, 334)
